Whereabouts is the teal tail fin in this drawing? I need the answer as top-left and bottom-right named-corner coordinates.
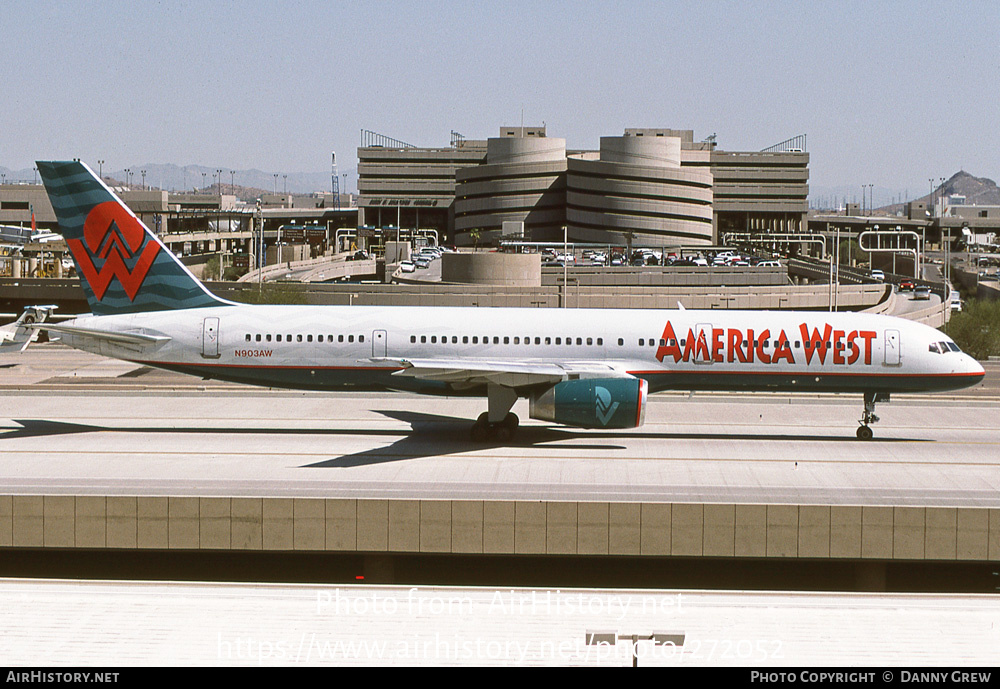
top-left (36, 160), bottom-right (231, 315)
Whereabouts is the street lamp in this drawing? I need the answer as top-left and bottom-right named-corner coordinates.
top-left (97, 160), bottom-right (104, 180)
top-left (141, 170), bottom-right (146, 190)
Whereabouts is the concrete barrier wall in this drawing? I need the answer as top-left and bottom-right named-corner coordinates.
top-left (905, 302), bottom-right (949, 328)
top-left (3, 495), bottom-right (998, 561)
top-left (238, 257), bottom-right (376, 283)
top-left (208, 280), bottom-right (890, 312)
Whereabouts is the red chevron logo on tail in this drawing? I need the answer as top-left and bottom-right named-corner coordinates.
top-left (66, 201), bottom-right (161, 301)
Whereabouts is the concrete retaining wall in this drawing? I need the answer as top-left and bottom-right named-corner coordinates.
top-left (4, 495), bottom-right (998, 562)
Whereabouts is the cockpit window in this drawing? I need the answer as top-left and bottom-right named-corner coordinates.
top-left (930, 341), bottom-right (963, 354)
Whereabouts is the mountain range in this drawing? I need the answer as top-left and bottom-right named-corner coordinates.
top-left (0, 163), bottom-right (356, 196)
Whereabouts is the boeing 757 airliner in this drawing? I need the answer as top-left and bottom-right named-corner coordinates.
top-left (8, 160), bottom-right (985, 441)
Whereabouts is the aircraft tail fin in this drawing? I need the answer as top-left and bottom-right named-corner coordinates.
top-left (36, 161), bottom-right (232, 315)
top-left (0, 306), bottom-right (57, 352)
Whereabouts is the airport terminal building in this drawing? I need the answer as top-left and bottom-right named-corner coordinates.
top-left (358, 126), bottom-right (810, 247)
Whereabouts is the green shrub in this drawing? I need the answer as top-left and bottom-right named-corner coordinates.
top-left (944, 299), bottom-right (1000, 360)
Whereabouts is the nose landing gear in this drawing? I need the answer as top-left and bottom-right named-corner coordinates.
top-left (857, 391), bottom-right (889, 440)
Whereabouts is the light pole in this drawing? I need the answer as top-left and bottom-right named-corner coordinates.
top-left (202, 172), bottom-right (207, 191)
top-left (141, 170), bottom-right (146, 190)
top-left (97, 160), bottom-right (104, 180)
top-left (273, 174), bottom-right (278, 195)
top-left (231, 171), bottom-right (236, 196)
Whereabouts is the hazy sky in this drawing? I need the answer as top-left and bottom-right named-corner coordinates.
top-left (4, 0), bottom-right (998, 196)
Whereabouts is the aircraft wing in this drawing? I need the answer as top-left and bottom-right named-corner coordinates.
top-left (31, 323), bottom-right (171, 351)
top-left (372, 357), bottom-right (634, 389)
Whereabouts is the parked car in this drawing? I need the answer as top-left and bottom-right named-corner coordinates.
top-left (870, 270), bottom-right (885, 282)
top-left (399, 260), bottom-right (415, 273)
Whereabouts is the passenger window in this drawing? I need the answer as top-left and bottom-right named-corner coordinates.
top-left (535, 337), bottom-right (541, 345)
top-left (597, 338), bottom-right (603, 345)
top-left (556, 337), bottom-right (562, 345)
top-left (504, 337), bottom-right (509, 344)
top-left (276, 334), bottom-right (283, 342)
top-left (318, 335), bottom-right (324, 343)
top-left (587, 338), bottom-right (592, 345)
top-left (618, 338), bottom-right (623, 346)
top-left (431, 336), bottom-right (437, 343)
top-left (545, 337), bottom-right (551, 345)
top-left (255, 334), bottom-right (261, 342)
top-left (463, 336), bottom-right (468, 344)
top-left (421, 336), bottom-right (426, 343)
top-left (514, 337), bottom-right (520, 345)
top-left (360, 335), bottom-right (364, 343)
top-left (639, 339), bottom-right (644, 346)
top-left (307, 335), bottom-right (313, 342)
top-left (245, 334), bottom-right (251, 342)
top-left (411, 336), bottom-right (416, 343)
top-left (338, 335), bottom-right (344, 342)
top-left (452, 336), bottom-right (457, 344)
top-left (472, 336), bottom-right (478, 344)
top-left (297, 335), bottom-right (303, 342)
top-left (266, 334), bottom-right (272, 342)
top-left (348, 335), bottom-right (354, 343)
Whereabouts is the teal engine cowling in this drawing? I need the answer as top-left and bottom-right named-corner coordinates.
top-left (529, 378), bottom-right (648, 429)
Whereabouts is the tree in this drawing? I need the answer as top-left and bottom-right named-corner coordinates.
top-left (943, 299), bottom-right (1000, 360)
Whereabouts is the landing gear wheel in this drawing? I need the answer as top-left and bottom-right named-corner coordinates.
top-left (470, 412), bottom-right (519, 443)
top-left (470, 419), bottom-right (490, 443)
top-left (856, 425), bottom-right (874, 441)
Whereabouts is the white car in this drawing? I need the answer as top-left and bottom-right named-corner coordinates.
top-left (399, 260), bottom-right (415, 273)
top-left (870, 270), bottom-right (885, 282)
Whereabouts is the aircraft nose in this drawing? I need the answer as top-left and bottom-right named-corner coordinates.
top-left (965, 355), bottom-right (986, 383)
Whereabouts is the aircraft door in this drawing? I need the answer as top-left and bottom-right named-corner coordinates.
top-left (372, 329), bottom-right (387, 358)
top-left (884, 329), bottom-right (900, 366)
top-left (202, 317), bottom-right (220, 359)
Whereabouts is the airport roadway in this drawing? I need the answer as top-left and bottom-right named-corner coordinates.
top-left (2, 345), bottom-right (1000, 507)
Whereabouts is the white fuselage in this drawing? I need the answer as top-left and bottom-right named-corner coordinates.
top-left (56, 304), bottom-right (984, 396)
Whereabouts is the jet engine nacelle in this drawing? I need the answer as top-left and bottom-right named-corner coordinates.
top-left (529, 377), bottom-right (648, 429)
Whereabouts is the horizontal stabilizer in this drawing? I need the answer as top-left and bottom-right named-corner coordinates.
top-left (31, 323), bottom-right (171, 349)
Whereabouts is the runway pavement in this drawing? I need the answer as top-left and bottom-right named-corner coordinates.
top-left (2, 345), bottom-right (999, 507)
top-left (2, 578), bottom-right (999, 666)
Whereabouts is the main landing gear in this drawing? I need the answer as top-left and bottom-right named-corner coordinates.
top-left (470, 383), bottom-right (520, 443)
top-left (857, 391), bottom-right (889, 440)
